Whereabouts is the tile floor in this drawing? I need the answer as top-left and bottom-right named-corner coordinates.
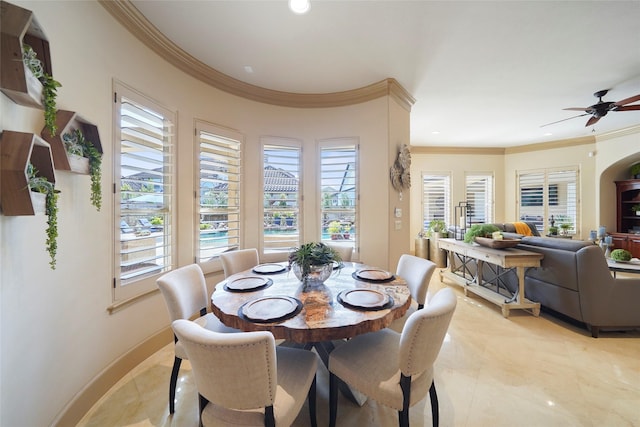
top-left (78, 274), bottom-right (640, 427)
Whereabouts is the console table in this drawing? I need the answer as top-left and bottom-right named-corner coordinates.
top-left (438, 238), bottom-right (543, 317)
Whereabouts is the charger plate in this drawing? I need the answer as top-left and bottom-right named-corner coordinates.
top-left (353, 268), bottom-right (395, 283)
top-left (338, 289), bottom-right (394, 311)
top-left (224, 276), bottom-right (273, 292)
top-left (252, 263), bottom-right (287, 274)
top-left (239, 296), bottom-right (302, 323)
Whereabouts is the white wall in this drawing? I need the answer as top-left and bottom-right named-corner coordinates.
top-left (0, 2), bottom-right (408, 425)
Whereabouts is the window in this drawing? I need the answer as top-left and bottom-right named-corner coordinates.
top-left (517, 167), bottom-right (579, 234)
top-left (465, 173), bottom-right (493, 224)
top-left (262, 139), bottom-right (301, 254)
top-left (422, 173), bottom-right (451, 229)
top-left (114, 82), bottom-right (175, 301)
top-left (319, 140), bottom-right (358, 255)
top-left (196, 122), bottom-right (242, 266)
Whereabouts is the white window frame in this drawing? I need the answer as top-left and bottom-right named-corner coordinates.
top-left (113, 81), bottom-right (176, 302)
top-left (261, 137), bottom-right (302, 258)
top-left (421, 172), bottom-right (452, 229)
top-left (194, 121), bottom-right (243, 272)
top-left (465, 172), bottom-right (494, 224)
top-left (517, 166), bottom-right (580, 235)
top-left (318, 138), bottom-right (359, 259)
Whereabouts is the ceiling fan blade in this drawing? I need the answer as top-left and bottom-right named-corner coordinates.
top-left (585, 116), bottom-right (601, 127)
top-left (540, 113), bottom-right (589, 128)
top-left (614, 94), bottom-right (640, 106)
top-left (614, 105), bottom-right (640, 111)
top-left (563, 107), bottom-right (589, 111)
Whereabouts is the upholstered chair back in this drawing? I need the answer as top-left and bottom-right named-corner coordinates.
top-left (220, 248), bottom-right (260, 278)
top-left (157, 264), bottom-right (209, 321)
top-left (172, 319), bottom-right (276, 409)
top-left (396, 254), bottom-right (437, 308)
top-left (399, 287), bottom-right (457, 378)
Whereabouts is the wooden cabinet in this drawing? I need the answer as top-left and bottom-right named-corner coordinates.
top-left (613, 179), bottom-right (640, 258)
top-left (0, 1), bottom-right (52, 108)
top-left (0, 130), bottom-right (56, 215)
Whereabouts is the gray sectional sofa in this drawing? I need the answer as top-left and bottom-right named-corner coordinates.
top-left (447, 230), bottom-right (640, 337)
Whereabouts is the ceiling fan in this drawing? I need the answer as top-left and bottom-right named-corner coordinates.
top-left (542, 89), bottom-right (640, 127)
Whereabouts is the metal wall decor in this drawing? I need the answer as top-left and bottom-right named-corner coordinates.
top-left (390, 143), bottom-right (411, 193)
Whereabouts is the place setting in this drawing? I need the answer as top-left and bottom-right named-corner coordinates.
top-left (238, 295), bottom-right (303, 323)
top-left (337, 288), bottom-right (394, 311)
top-left (251, 263), bottom-right (288, 275)
top-left (352, 267), bottom-right (395, 283)
top-left (223, 275), bottom-right (273, 292)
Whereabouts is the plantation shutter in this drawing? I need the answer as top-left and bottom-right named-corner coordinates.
top-left (422, 173), bottom-right (451, 229)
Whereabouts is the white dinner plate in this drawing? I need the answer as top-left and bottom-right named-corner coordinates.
top-left (338, 289), bottom-right (390, 309)
top-left (252, 263), bottom-right (287, 274)
top-left (241, 296), bottom-right (300, 322)
top-left (355, 268), bottom-right (394, 281)
top-left (225, 275), bottom-right (271, 291)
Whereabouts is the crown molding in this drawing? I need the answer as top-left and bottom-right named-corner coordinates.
top-left (410, 146), bottom-right (506, 155)
top-left (99, 0), bottom-right (415, 110)
top-left (596, 124), bottom-right (640, 142)
top-left (503, 135), bottom-right (595, 154)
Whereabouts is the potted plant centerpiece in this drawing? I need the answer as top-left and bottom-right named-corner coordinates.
top-left (288, 242), bottom-right (341, 287)
top-left (22, 44), bottom-right (61, 136)
top-left (632, 204), bottom-right (640, 216)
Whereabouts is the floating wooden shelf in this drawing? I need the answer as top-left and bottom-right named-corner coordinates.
top-left (0, 130), bottom-right (56, 215)
top-left (0, 0), bottom-right (51, 108)
top-left (41, 110), bottom-right (103, 173)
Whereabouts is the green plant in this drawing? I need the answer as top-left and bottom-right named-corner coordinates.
top-left (428, 219), bottom-right (446, 233)
top-left (548, 226), bottom-right (558, 235)
top-left (200, 223), bottom-right (213, 230)
top-left (630, 163), bottom-right (640, 178)
top-left (22, 44), bottom-right (62, 136)
top-left (631, 204), bottom-right (640, 212)
top-left (62, 129), bottom-right (102, 210)
top-left (463, 224), bottom-right (500, 243)
top-left (288, 242), bottom-right (341, 279)
top-left (27, 163), bottom-right (60, 269)
top-left (327, 221), bottom-right (343, 234)
top-left (610, 249), bottom-right (632, 262)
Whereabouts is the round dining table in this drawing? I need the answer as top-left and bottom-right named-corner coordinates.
top-left (210, 261), bottom-right (411, 405)
top-left (210, 261), bottom-right (411, 344)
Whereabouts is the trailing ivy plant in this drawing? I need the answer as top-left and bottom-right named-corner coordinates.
top-left (63, 129), bottom-right (103, 211)
top-left (22, 44), bottom-right (62, 136)
top-left (27, 163), bottom-right (60, 269)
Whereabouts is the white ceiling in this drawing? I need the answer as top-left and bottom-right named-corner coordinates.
top-left (131, 0), bottom-right (640, 148)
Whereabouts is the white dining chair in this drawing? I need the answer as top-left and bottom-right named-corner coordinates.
top-left (220, 248), bottom-right (260, 278)
top-left (328, 287), bottom-right (457, 427)
top-left (172, 319), bottom-right (318, 427)
top-left (325, 242), bottom-right (354, 262)
top-left (156, 264), bottom-right (238, 414)
top-left (388, 254), bottom-right (437, 333)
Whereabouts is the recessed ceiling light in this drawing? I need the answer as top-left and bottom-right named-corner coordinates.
top-left (289, 0), bottom-right (310, 14)
top-left (431, 131), bottom-right (440, 135)
top-left (244, 65), bottom-right (254, 73)
top-left (543, 132), bottom-right (552, 136)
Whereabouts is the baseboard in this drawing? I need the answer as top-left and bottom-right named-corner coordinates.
top-left (51, 327), bottom-right (173, 427)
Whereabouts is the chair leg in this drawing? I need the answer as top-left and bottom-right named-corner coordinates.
top-left (308, 374), bottom-right (317, 427)
top-left (329, 373), bottom-right (339, 427)
top-left (429, 380), bottom-right (439, 427)
top-left (399, 374), bottom-right (411, 427)
top-left (169, 356), bottom-right (182, 414)
top-left (198, 394), bottom-right (208, 427)
top-left (265, 405), bottom-right (275, 427)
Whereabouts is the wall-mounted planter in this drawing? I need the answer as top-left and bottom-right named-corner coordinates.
top-left (0, 0), bottom-right (51, 108)
top-left (41, 110), bottom-right (103, 173)
top-left (0, 130), bottom-right (56, 215)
